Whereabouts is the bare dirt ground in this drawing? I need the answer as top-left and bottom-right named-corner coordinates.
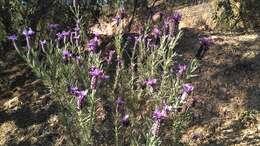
top-left (0, 1), bottom-right (259, 146)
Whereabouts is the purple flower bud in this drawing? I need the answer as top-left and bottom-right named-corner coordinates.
top-left (144, 78), bottom-right (157, 88)
top-left (163, 104), bottom-right (172, 113)
top-left (200, 37), bottom-right (213, 49)
top-left (68, 86), bottom-right (79, 94)
top-left (115, 97), bottom-right (125, 105)
top-left (75, 55), bottom-right (81, 62)
top-left (163, 18), bottom-right (170, 35)
top-left (183, 83), bottom-right (194, 93)
top-left (172, 12), bottom-right (182, 24)
top-left (39, 40), bottom-right (47, 52)
top-left (40, 40), bottom-right (47, 46)
top-left (56, 32), bottom-right (63, 40)
top-left (87, 34), bottom-right (100, 53)
top-left (48, 23), bottom-right (60, 30)
top-left (176, 64), bottom-right (187, 76)
top-left (62, 50), bottom-right (72, 59)
top-left (121, 114), bottom-right (130, 127)
top-left (76, 90), bottom-right (88, 109)
top-left (89, 66), bottom-right (108, 89)
top-left (152, 26), bottom-right (161, 38)
top-left (153, 107), bottom-right (167, 121)
top-left (23, 27), bottom-right (35, 37)
top-left (7, 35), bottom-right (18, 41)
top-left (62, 31), bottom-right (70, 37)
top-left (89, 66), bottom-right (103, 77)
top-left (115, 15), bottom-right (121, 26)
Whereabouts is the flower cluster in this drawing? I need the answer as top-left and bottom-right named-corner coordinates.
top-left (143, 78), bottom-right (157, 89)
top-left (151, 104), bottom-right (171, 136)
top-left (179, 83), bottom-right (194, 103)
top-left (152, 26), bottom-right (162, 39)
top-left (200, 37), bottom-right (213, 49)
top-left (22, 27), bottom-right (35, 49)
top-left (7, 35), bottom-right (18, 41)
top-left (87, 33), bottom-right (100, 53)
top-left (89, 66), bottom-right (109, 89)
top-left (23, 27), bottom-right (35, 37)
top-left (68, 86), bottom-right (88, 109)
top-left (171, 12), bottom-right (182, 24)
top-left (176, 64), bottom-right (187, 77)
top-left (48, 23), bottom-right (60, 30)
top-left (196, 37), bottom-right (213, 59)
top-left (153, 107), bottom-right (168, 121)
top-left (62, 50), bottom-right (81, 65)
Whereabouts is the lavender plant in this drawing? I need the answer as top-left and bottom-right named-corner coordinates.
top-left (8, 5), bottom-right (209, 145)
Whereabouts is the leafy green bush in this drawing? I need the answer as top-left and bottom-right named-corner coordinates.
top-left (6, 2), bottom-right (213, 146)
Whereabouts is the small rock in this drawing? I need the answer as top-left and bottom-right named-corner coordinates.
top-left (152, 12), bottom-right (163, 23)
top-left (48, 115), bottom-right (59, 127)
top-left (3, 96), bottom-right (22, 110)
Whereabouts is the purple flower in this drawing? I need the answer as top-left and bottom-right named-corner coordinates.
top-left (144, 78), bottom-right (157, 88)
top-left (68, 86), bottom-right (87, 109)
top-left (68, 86), bottom-right (79, 94)
top-left (152, 26), bottom-right (161, 38)
top-left (39, 40), bottom-right (47, 52)
top-left (153, 107), bottom-right (167, 121)
top-left (172, 12), bottom-right (182, 24)
top-left (163, 104), bottom-right (172, 113)
top-left (62, 50), bottom-right (72, 59)
top-left (200, 37), bottom-right (213, 49)
top-left (89, 66), bottom-right (108, 89)
top-left (7, 35), bottom-right (18, 41)
top-left (89, 67), bottom-right (103, 77)
top-left (22, 27), bottom-right (35, 37)
top-left (121, 114), bottom-right (130, 127)
top-left (87, 34), bottom-right (100, 53)
top-left (76, 90), bottom-right (87, 109)
top-left (87, 39), bottom-right (98, 52)
top-left (176, 64), bottom-right (187, 76)
top-left (180, 83), bottom-right (194, 103)
top-left (40, 40), bottom-right (47, 46)
top-left (62, 31), bottom-right (70, 37)
top-left (48, 23), bottom-right (60, 30)
top-left (115, 15), bottom-right (121, 26)
top-left (75, 55), bottom-right (81, 64)
top-left (183, 83), bottom-right (194, 93)
top-left (114, 7), bottom-right (126, 26)
top-left (115, 97), bottom-right (126, 105)
top-left (22, 27), bottom-right (34, 49)
top-left (56, 32), bottom-right (63, 40)
top-left (163, 19), bottom-right (170, 35)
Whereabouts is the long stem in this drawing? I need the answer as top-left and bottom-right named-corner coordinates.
top-left (115, 105), bottom-right (120, 146)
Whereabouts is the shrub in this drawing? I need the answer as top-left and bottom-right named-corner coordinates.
top-left (7, 3), bottom-right (210, 145)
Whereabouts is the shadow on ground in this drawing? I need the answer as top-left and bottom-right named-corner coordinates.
top-left (177, 28), bottom-right (260, 145)
top-left (0, 52), bottom-right (61, 146)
